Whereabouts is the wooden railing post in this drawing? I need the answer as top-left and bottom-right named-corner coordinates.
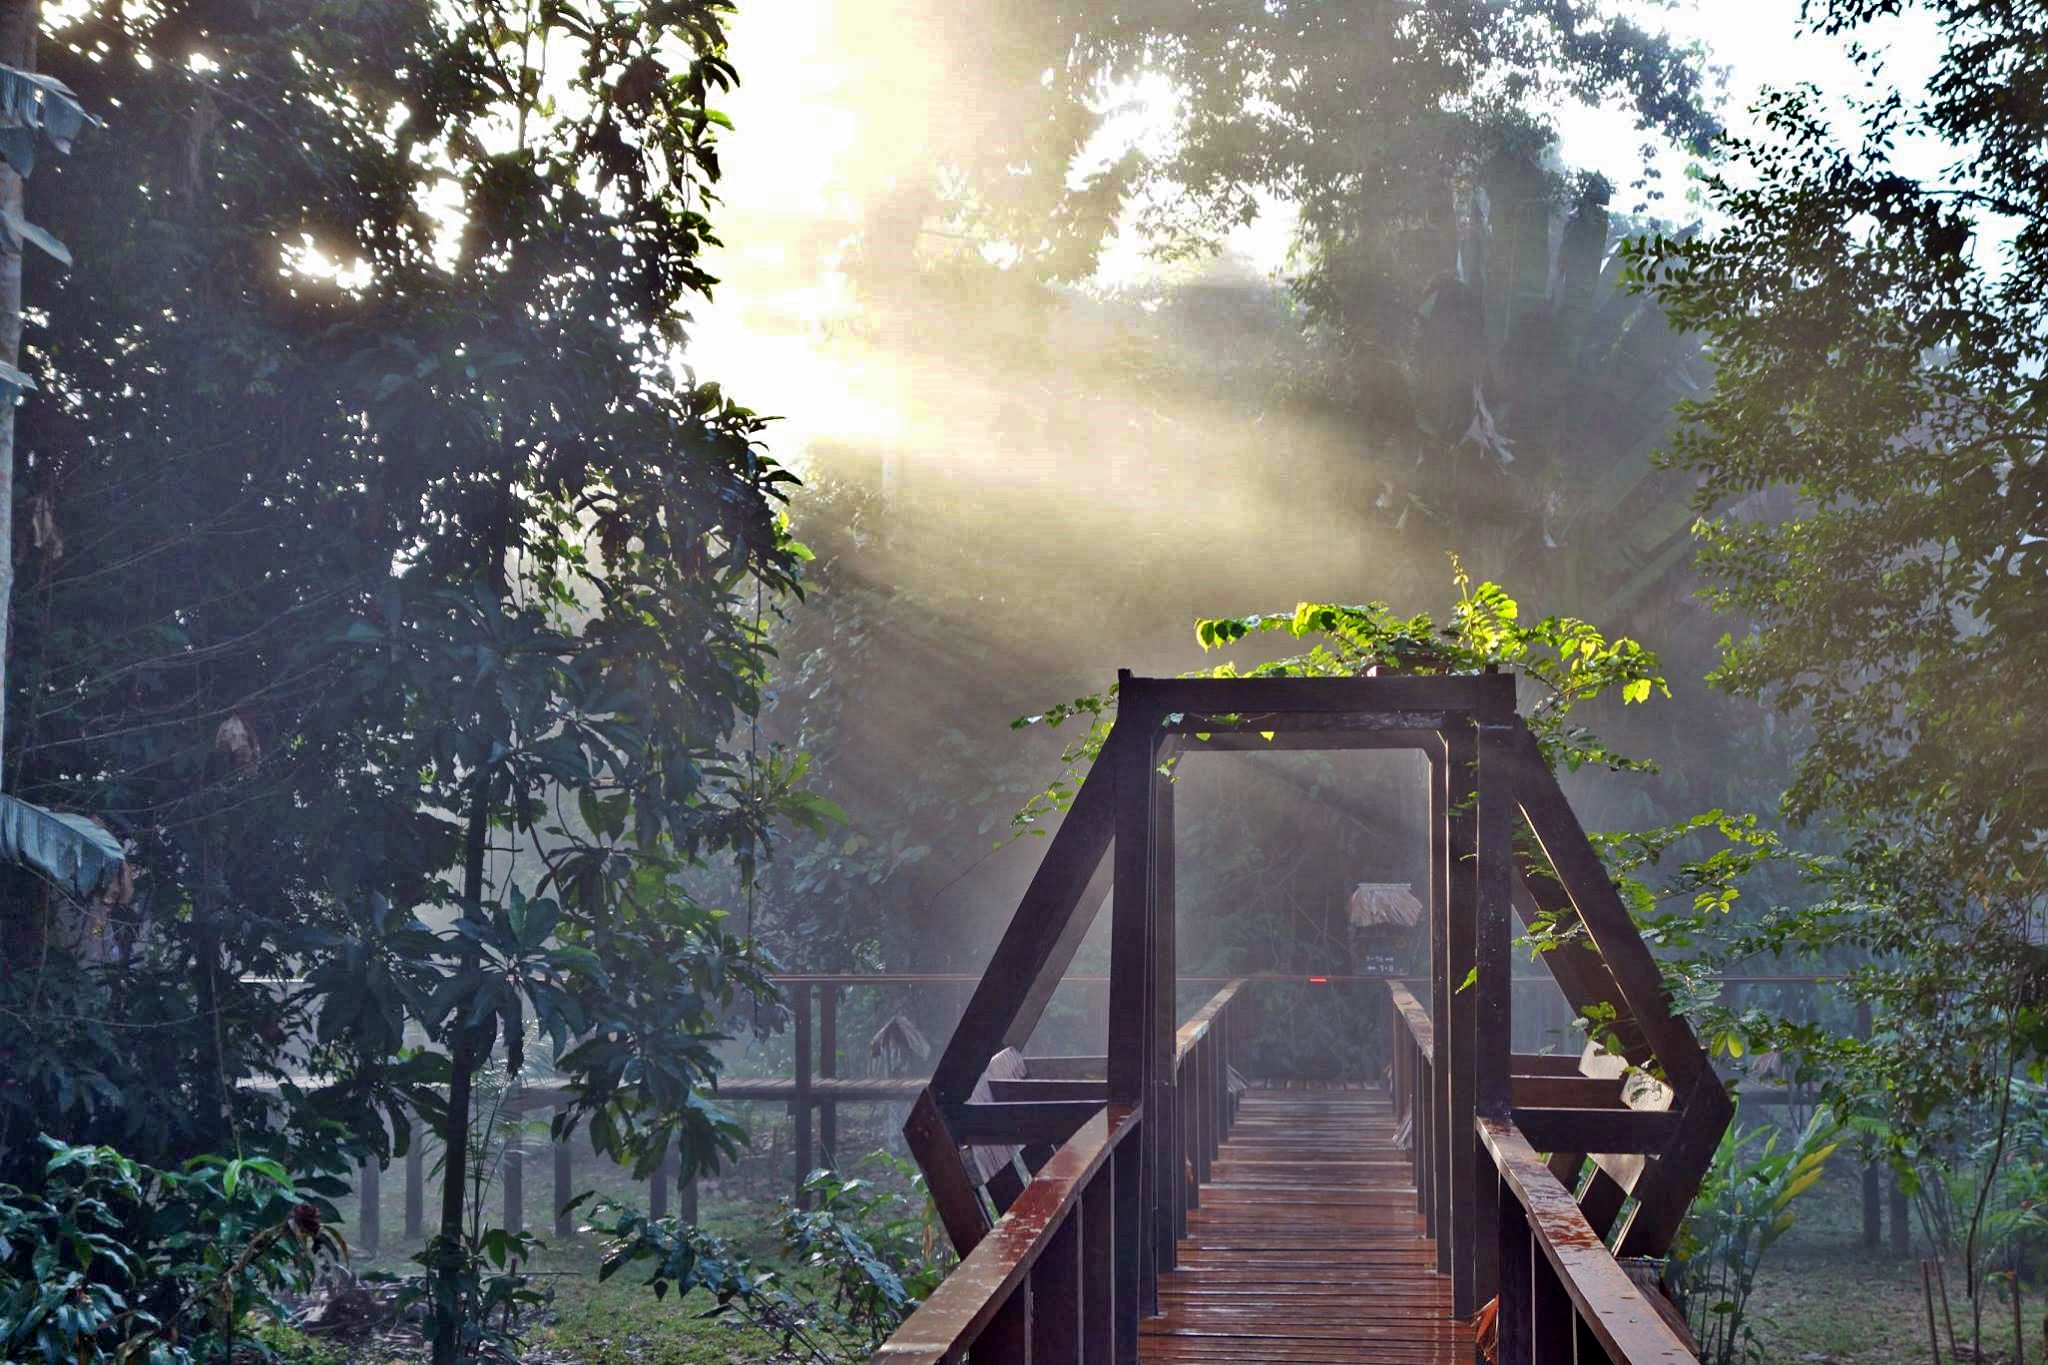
top-left (821, 984), bottom-right (839, 1172)
top-left (1857, 999), bottom-right (1881, 1249)
top-left (404, 1122), bottom-right (424, 1241)
top-left (1531, 1223), bottom-right (1577, 1362)
top-left (1113, 1126), bottom-right (1143, 1358)
top-left (1030, 1208), bottom-right (1082, 1359)
top-left (794, 981), bottom-right (813, 1207)
top-left (1181, 1044), bottom-right (1200, 1219)
top-left (1081, 1152), bottom-right (1115, 1360)
top-left (1497, 1163), bottom-right (1534, 1365)
top-left (1444, 723), bottom-right (1479, 1315)
top-left (1200, 1030), bottom-right (1217, 1178)
top-left (357, 1155), bottom-right (380, 1258)
top-left (1422, 1051), bottom-right (1437, 1242)
top-left (1150, 755), bottom-right (1179, 1278)
top-left (1428, 737), bottom-right (1455, 1282)
top-left (967, 1283), bottom-right (1029, 1363)
top-left (553, 1120), bottom-right (574, 1237)
top-left (503, 1136), bottom-right (524, 1234)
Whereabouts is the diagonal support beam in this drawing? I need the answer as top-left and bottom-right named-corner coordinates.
top-left (1506, 723), bottom-right (1712, 1090)
top-left (1512, 864), bottom-right (1652, 1068)
top-left (929, 726), bottom-right (1130, 1104)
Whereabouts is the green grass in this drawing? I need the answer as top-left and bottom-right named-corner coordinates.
top-left (1737, 1161), bottom-right (2034, 1365)
top-left (306, 1110), bottom-right (918, 1364)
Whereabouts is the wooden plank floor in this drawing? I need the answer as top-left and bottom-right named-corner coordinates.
top-left (1140, 1088), bottom-right (1469, 1364)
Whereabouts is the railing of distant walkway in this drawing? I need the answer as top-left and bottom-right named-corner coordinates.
top-left (871, 979), bottom-right (1245, 1363)
top-left (334, 970), bottom-right (1882, 1261)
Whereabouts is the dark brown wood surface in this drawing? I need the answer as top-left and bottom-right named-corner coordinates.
top-left (1139, 1087), bottom-right (1468, 1364)
top-left (878, 1104), bottom-right (1141, 1363)
top-left (1477, 1115), bottom-right (1698, 1364)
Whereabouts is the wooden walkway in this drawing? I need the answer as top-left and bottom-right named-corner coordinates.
top-left (1140, 1087), bottom-right (1467, 1364)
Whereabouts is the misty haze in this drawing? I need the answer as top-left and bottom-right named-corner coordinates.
top-left (0, 3), bottom-right (2036, 1364)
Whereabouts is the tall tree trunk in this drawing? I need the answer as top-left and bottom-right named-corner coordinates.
top-left (432, 768), bottom-right (492, 1365)
top-left (0, 0), bottom-right (40, 777)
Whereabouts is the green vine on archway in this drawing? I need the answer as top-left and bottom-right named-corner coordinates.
top-left (1011, 558), bottom-right (1669, 835)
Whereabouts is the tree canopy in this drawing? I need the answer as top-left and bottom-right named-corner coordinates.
top-left (1, 1), bottom-right (815, 1356)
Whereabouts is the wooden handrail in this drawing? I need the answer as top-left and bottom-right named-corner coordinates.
top-left (874, 1104), bottom-right (1140, 1362)
top-left (881, 975), bottom-right (1248, 1359)
top-left (1174, 978), bottom-right (1245, 1063)
top-left (1388, 979), bottom-right (1435, 1063)
top-left (1477, 1115), bottom-right (1698, 1364)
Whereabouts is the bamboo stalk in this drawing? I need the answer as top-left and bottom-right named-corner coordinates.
top-left (1924, 1261), bottom-right (1945, 1365)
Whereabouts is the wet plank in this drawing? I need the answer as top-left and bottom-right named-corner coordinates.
top-left (1140, 1088), bottom-right (1470, 1365)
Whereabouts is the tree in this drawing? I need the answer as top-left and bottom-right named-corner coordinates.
top-left (1629, 2), bottom-right (2048, 952)
top-left (840, 2), bottom-right (1721, 598)
top-left (703, 2), bottom-right (1750, 1008)
top-left (2, 2), bottom-right (813, 1355)
top-left (1627, 0), bottom-right (2048, 1337)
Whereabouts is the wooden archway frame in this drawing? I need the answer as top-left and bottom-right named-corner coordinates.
top-left (902, 671), bottom-right (1731, 1320)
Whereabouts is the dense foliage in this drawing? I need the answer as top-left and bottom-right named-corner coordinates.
top-left (592, 1154), bottom-right (947, 1362)
top-left (0, 0), bottom-right (812, 1357)
top-left (0, 1138), bottom-right (344, 1363)
top-left (1627, 2), bottom-right (2048, 1348)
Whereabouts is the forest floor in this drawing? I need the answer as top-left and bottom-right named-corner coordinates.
top-left (1744, 1168), bottom-right (2028, 1365)
top-left (272, 1110), bottom-right (2033, 1364)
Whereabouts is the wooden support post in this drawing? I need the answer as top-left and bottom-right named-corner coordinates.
top-left (1473, 711), bottom-right (1516, 1311)
top-left (1509, 725), bottom-right (1710, 1086)
top-left (503, 1138), bottom-right (523, 1235)
top-left (1112, 1128), bottom-right (1142, 1360)
top-left (650, 1145), bottom-right (669, 1219)
top-left (906, 1091), bottom-right (989, 1254)
top-left (553, 1123), bottom-right (574, 1238)
top-left (1445, 721), bottom-right (1479, 1317)
top-left (678, 1164), bottom-right (699, 1225)
top-left (405, 1124), bottom-right (424, 1241)
top-left (1149, 747), bottom-right (1179, 1276)
top-left (931, 755), bottom-right (1117, 1102)
top-left (794, 982), bottom-right (813, 1207)
top-left (1858, 1001), bottom-right (1880, 1249)
top-left (1496, 1167), bottom-right (1534, 1365)
top-left (820, 985), bottom-right (838, 1172)
top-left (1081, 1156), bottom-right (1115, 1361)
top-left (1108, 702), bottom-right (1159, 1315)
top-left (968, 1283), bottom-right (1030, 1364)
top-left (1030, 1209), bottom-right (1082, 1361)
top-left (1578, 1168), bottom-right (1629, 1239)
top-left (358, 1156), bottom-right (381, 1258)
top-left (1427, 738), bottom-right (1455, 1277)
top-left (1531, 1236), bottom-right (1577, 1363)
top-left (1892, 1168), bottom-right (1912, 1256)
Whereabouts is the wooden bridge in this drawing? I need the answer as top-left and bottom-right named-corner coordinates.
top-left (874, 671), bottom-right (1730, 1364)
